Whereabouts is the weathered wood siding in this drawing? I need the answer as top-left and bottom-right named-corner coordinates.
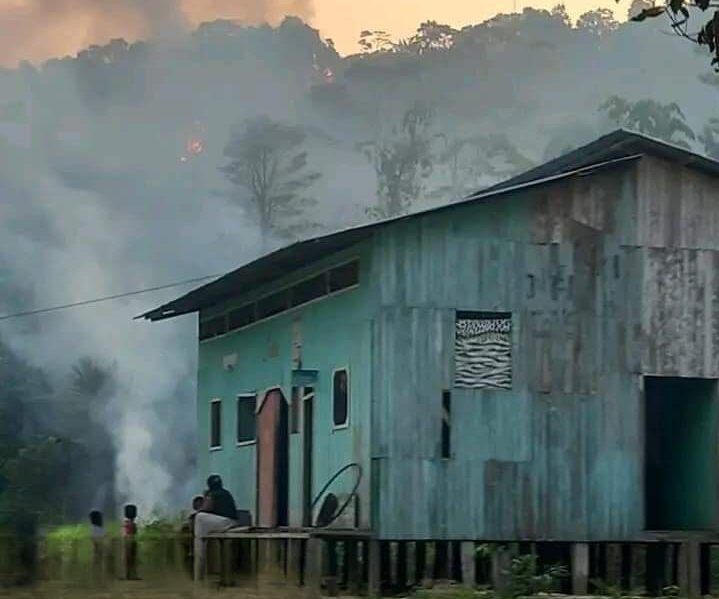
top-left (370, 157), bottom-right (719, 540)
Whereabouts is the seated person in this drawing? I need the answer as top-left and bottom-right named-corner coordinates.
top-left (193, 475), bottom-right (238, 580)
top-left (180, 496), bottom-right (205, 576)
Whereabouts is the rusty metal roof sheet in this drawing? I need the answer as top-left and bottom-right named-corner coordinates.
top-left (140, 129), bottom-right (719, 322)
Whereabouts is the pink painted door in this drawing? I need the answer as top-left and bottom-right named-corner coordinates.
top-left (256, 389), bottom-right (281, 528)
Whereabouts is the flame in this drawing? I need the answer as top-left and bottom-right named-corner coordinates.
top-left (187, 138), bottom-right (204, 155)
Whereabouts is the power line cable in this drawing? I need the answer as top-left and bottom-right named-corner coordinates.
top-left (0, 273), bottom-right (221, 322)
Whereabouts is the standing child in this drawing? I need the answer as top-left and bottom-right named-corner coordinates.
top-left (122, 504), bottom-right (139, 580)
top-left (88, 511), bottom-right (105, 583)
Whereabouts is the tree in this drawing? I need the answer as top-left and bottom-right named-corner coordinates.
top-left (358, 30), bottom-right (396, 54)
top-left (624, 0), bottom-right (719, 69)
top-left (627, 0), bottom-right (655, 20)
top-left (359, 103), bottom-right (436, 219)
top-left (406, 21), bottom-right (458, 54)
top-left (576, 8), bottom-right (620, 36)
top-left (599, 95), bottom-right (696, 148)
top-left (219, 116), bottom-right (322, 240)
top-left (700, 117), bottom-right (719, 157)
top-left (551, 4), bottom-right (572, 27)
top-left (431, 134), bottom-right (533, 201)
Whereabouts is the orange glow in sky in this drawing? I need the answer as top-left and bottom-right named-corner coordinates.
top-left (312, 0), bottom-right (632, 54)
top-left (0, 0), bottom-right (632, 66)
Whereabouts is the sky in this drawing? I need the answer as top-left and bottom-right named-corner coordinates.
top-left (0, 0), bottom-right (633, 66)
top-left (312, 0), bottom-right (632, 53)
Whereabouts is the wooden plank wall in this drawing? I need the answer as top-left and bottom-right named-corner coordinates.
top-left (369, 157), bottom-right (719, 541)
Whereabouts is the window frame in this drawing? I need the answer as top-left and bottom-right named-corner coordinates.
top-left (236, 393), bottom-right (257, 447)
top-left (209, 398), bottom-right (222, 451)
top-left (454, 311), bottom-right (513, 390)
top-left (331, 367), bottom-right (350, 431)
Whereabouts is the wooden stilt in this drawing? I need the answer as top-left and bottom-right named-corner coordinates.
top-left (396, 542), bottom-right (408, 591)
top-left (414, 541), bottom-right (427, 587)
top-left (646, 544), bottom-right (666, 596)
top-left (368, 540), bottom-right (381, 598)
top-left (325, 540), bottom-right (339, 597)
top-left (304, 538), bottom-right (324, 595)
top-left (461, 542), bottom-right (476, 588)
top-left (571, 543), bottom-right (589, 595)
top-left (287, 539), bottom-right (302, 585)
top-left (678, 541), bottom-right (701, 599)
top-left (700, 543), bottom-right (711, 596)
top-left (379, 541), bottom-right (391, 590)
top-left (433, 541), bottom-right (448, 581)
top-left (620, 543), bottom-right (632, 591)
top-left (220, 539), bottom-right (234, 587)
top-left (491, 544), bottom-right (511, 594)
top-left (346, 540), bottom-right (361, 595)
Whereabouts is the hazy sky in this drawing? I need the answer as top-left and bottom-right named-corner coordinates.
top-left (313, 0), bottom-right (632, 53)
top-left (0, 0), bottom-right (632, 65)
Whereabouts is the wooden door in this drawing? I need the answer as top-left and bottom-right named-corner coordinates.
top-left (256, 389), bottom-right (288, 528)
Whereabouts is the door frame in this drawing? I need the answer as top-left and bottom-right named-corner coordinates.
top-left (302, 388), bottom-right (315, 527)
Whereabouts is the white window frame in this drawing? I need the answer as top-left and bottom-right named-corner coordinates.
top-left (331, 367), bottom-right (350, 431)
top-left (209, 398), bottom-right (222, 451)
top-left (236, 393), bottom-right (257, 447)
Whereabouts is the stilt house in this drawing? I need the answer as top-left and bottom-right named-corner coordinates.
top-left (143, 130), bottom-right (719, 547)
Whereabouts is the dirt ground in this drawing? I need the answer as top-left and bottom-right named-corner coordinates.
top-left (0, 578), bottom-right (319, 599)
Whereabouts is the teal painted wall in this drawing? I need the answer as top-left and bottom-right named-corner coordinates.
top-left (197, 243), bottom-right (374, 527)
top-left (370, 158), bottom-right (719, 540)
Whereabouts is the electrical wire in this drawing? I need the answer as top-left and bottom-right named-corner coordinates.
top-left (0, 273), bottom-right (221, 322)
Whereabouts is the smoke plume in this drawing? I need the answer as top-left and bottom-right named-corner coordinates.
top-left (0, 0), bottom-right (314, 66)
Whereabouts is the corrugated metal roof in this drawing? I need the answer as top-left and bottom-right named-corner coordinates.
top-left (140, 129), bottom-right (719, 322)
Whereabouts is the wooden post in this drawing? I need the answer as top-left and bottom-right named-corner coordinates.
top-left (646, 543), bottom-right (666, 596)
top-left (325, 540), bottom-right (339, 597)
top-left (700, 543), bottom-right (711, 596)
top-left (461, 542), bottom-right (476, 588)
top-left (678, 541), bottom-right (701, 599)
top-left (368, 540), bottom-right (381, 598)
top-left (620, 543), bottom-right (632, 591)
top-left (571, 543), bottom-right (589, 595)
top-left (305, 538), bottom-right (324, 595)
top-left (287, 539), bottom-right (303, 585)
top-left (433, 541), bottom-right (448, 581)
top-left (396, 542), bottom-right (408, 591)
top-left (379, 541), bottom-right (391, 590)
top-left (414, 541), bottom-right (427, 587)
top-left (346, 541), bottom-right (361, 595)
top-left (491, 544), bottom-right (511, 594)
top-left (220, 539), bottom-right (234, 587)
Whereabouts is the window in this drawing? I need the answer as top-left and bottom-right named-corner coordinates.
top-left (328, 261), bottom-right (359, 293)
top-left (228, 304), bottom-right (256, 331)
top-left (291, 274), bottom-right (328, 307)
top-left (236, 395), bottom-right (256, 444)
top-left (257, 290), bottom-right (289, 319)
top-left (199, 316), bottom-right (227, 340)
top-left (454, 312), bottom-right (512, 389)
top-left (332, 369), bottom-right (349, 428)
top-left (210, 399), bottom-right (222, 449)
top-left (441, 391), bottom-right (451, 459)
top-left (197, 260), bottom-right (360, 338)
